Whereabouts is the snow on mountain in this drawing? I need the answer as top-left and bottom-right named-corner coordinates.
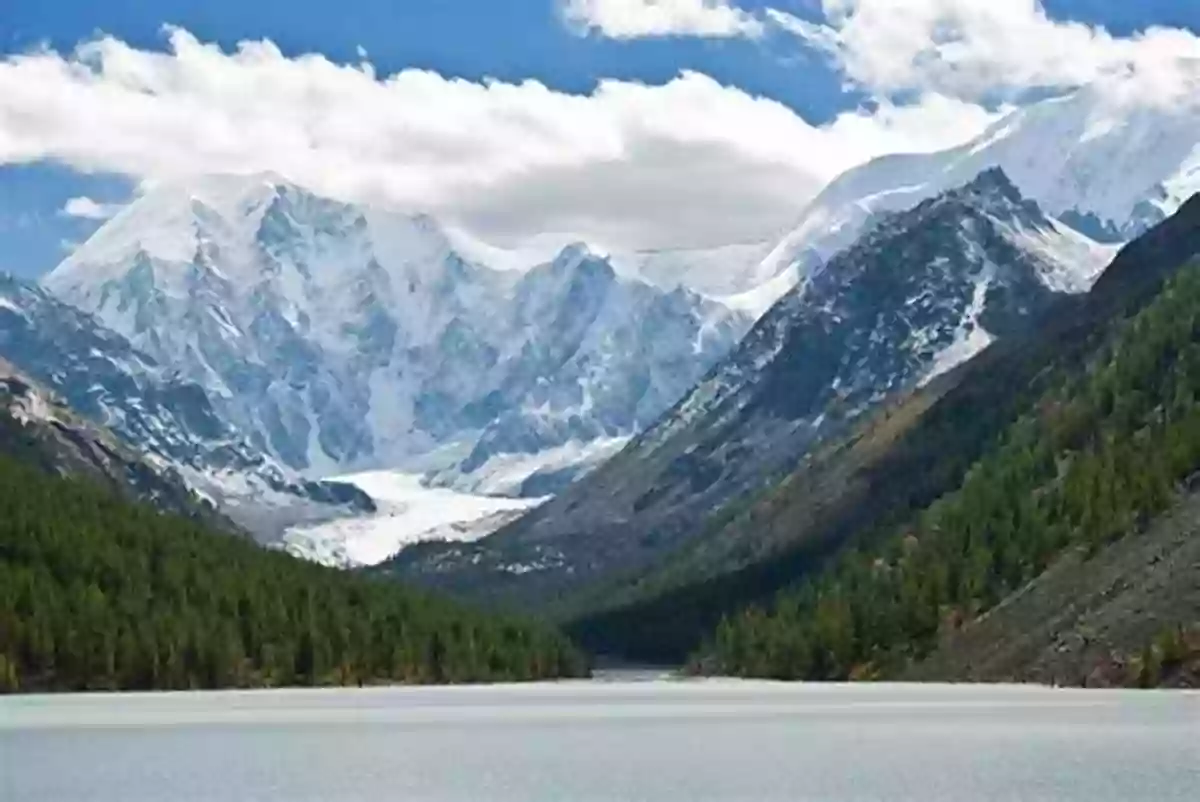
top-left (609, 241), bottom-right (779, 298)
top-left (281, 470), bottom-right (543, 568)
top-left (445, 227), bottom-right (778, 299)
top-left (427, 435), bottom-right (630, 498)
top-left (0, 359), bottom-right (66, 429)
top-left (642, 169), bottom-right (1116, 453)
top-left (0, 272), bottom-right (372, 536)
top-left (741, 85), bottom-right (1199, 311)
top-left (388, 168), bottom-right (1108, 601)
top-left (43, 175), bottom-right (752, 498)
top-left (0, 358), bottom-right (234, 526)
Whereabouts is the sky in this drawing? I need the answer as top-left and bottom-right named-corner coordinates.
top-left (1, 0), bottom-right (1199, 278)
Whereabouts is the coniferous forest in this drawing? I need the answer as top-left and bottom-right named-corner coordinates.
top-left (703, 260), bottom-right (1200, 681)
top-left (0, 452), bottom-right (587, 693)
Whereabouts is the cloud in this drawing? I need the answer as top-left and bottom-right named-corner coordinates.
top-left (561, 0), bottom-right (764, 40)
top-left (60, 196), bottom-right (122, 220)
top-left (772, 0), bottom-right (1200, 104)
top-left (0, 27), bottom-right (999, 250)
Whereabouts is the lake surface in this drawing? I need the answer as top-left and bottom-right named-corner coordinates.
top-left (2, 680), bottom-right (1197, 801)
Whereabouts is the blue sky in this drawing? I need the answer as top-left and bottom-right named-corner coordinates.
top-left (1, 0), bottom-right (1199, 278)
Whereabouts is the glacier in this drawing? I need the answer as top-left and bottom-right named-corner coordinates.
top-left (281, 470), bottom-right (544, 568)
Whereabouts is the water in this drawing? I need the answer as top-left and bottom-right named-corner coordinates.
top-left (2, 681), bottom-right (1196, 801)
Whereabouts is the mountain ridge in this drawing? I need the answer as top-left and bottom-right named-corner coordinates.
top-left (0, 272), bottom-right (373, 536)
top-left (0, 358), bottom-right (230, 527)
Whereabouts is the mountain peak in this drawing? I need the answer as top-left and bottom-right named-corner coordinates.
top-left (543, 242), bottom-right (617, 284)
top-left (931, 167), bottom-right (1049, 233)
top-left (553, 241), bottom-right (603, 266)
top-left (960, 166), bottom-right (1022, 203)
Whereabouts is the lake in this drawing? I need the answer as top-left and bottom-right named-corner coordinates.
top-left (2, 680), bottom-right (1196, 801)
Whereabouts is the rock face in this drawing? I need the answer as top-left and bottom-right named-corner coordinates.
top-left (0, 274), bottom-right (373, 536)
top-left (385, 169), bottom-right (1113, 603)
top-left (42, 175), bottom-right (750, 494)
top-left (0, 358), bottom-right (227, 526)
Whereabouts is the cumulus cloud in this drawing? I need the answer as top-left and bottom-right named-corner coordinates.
top-left (772, 0), bottom-right (1200, 104)
top-left (60, 196), bottom-right (122, 220)
top-left (0, 27), bottom-right (1000, 250)
top-left (561, 0), bottom-right (764, 40)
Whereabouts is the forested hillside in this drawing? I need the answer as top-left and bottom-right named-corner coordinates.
top-left (0, 449), bottom-right (587, 693)
top-left (567, 196), bottom-right (1200, 665)
top-left (703, 257), bottom-right (1200, 684)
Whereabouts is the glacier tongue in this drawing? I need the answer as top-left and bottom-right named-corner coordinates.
top-left (281, 471), bottom-right (544, 568)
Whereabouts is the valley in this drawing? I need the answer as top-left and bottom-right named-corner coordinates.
top-left (2, 65), bottom-right (1200, 695)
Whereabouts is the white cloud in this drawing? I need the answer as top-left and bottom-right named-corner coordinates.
top-left (0, 27), bottom-right (999, 250)
top-left (773, 0), bottom-right (1200, 104)
top-left (561, 0), bottom-right (764, 40)
top-left (61, 196), bottom-right (122, 220)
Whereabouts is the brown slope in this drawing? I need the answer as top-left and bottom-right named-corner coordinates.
top-left (906, 483), bottom-right (1200, 688)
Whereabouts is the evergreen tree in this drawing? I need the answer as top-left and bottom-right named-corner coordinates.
top-left (0, 450), bottom-right (588, 693)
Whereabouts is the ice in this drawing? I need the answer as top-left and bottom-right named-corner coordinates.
top-left (281, 470), bottom-right (545, 568)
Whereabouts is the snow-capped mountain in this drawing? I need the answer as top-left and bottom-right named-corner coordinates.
top-left (43, 175), bottom-right (751, 495)
top-left (739, 85), bottom-right (1200, 312)
top-left (388, 169), bottom-right (1115, 601)
top-left (0, 273), bottom-right (372, 535)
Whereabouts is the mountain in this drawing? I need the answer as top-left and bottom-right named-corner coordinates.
top-left (696, 196), bottom-right (1200, 686)
top-left (43, 176), bottom-right (750, 496)
top-left (384, 169), bottom-right (1112, 603)
top-left (570, 192), bottom-right (1200, 665)
top-left (743, 85), bottom-right (1200, 312)
top-left (0, 358), bottom-right (226, 526)
top-left (0, 274), bottom-right (372, 536)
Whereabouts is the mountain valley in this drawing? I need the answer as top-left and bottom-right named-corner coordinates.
top-left (384, 168), bottom-right (1116, 603)
top-left (2, 72), bottom-right (1199, 693)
